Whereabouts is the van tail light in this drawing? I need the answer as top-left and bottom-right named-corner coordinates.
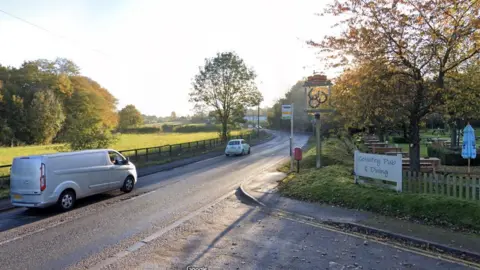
top-left (40, 163), bottom-right (46, 191)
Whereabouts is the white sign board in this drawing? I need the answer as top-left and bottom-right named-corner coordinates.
top-left (354, 151), bottom-right (402, 191)
top-left (281, 105), bottom-right (292, 120)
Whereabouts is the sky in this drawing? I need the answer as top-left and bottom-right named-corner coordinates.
top-left (0, 0), bottom-right (340, 116)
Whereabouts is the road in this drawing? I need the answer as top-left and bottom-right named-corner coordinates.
top-left (0, 131), bottom-right (472, 270)
top-left (0, 131), bottom-right (309, 270)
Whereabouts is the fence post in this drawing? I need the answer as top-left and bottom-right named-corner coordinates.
top-left (158, 147), bottom-right (161, 157)
top-left (196, 141), bottom-right (199, 150)
top-left (146, 148), bottom-right (149, 162)
top-left (135, 149), bottom-right (138, 161)
top-left (169, 145), bottom-right (172, 157)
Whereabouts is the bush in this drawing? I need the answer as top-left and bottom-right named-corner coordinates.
top-left (67, 126), bottom-right (118, 151)
top-left (119, 127), bottom-right (161, 134)
top-left (390, 136), bottom-right (410, 144)
top-left (173, 124), bottom-right (219, 133)
top-left (427, 145), bottom-right (480, 166)
top-left (280, 141), bottom-right (480, 231)
top-left (161, 124), bottom-right (174, 132)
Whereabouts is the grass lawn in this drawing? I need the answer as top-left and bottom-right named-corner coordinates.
top-left (0, 130), bottom-right (246, 166)
top-left (278, 137), bottom-right (480, 232)
top-left (396, 143), bottom-right (429, 157)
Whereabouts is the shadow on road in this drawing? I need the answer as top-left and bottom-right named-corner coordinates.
top-left (152, 190), bottom-right (467, 270)
top-left (0, 191), bottom-right (121, 233)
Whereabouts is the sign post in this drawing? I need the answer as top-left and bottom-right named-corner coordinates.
top-left (303, 73), bottom-right (333, 169)
top-left (282, 104), bottom-right (294, 172)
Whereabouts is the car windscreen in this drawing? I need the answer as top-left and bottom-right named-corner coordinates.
top-left (228, 141), bottom-right (240, 145)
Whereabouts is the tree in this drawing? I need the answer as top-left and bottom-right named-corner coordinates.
top-left (62, 91), bottom-right (116, 150)
top-left (440, 60), bottom-right (480, 144)
top-left (332, 60), bottom-right (409, 141)
top-left (118, 104), bottom-right (143, 130)
top-left (0, 59), bottom-right (119, 150)
top-left (268, 81), bottom-right (311, 131)
top-left (311, 0), bottom-right (480, 171)
top-left (170, 111), bottom-right (177, 121)
top-left (190, 52), bottom-right (263, 140)
top-left (28, 90), bottom-right (65, 144)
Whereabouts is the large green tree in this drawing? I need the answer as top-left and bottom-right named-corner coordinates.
top-left (118, 104), bottom-right (143, 130)
top-left (190, 52), bottom-right (263, 140)
top-left (28, 90), bottom-right (65, 144)
top-left (311, 0), bottom-right (480, 171)
top-left (0, 58), bottom-right (119, 151)
top-left (62, 90), bottom-right (116, 150)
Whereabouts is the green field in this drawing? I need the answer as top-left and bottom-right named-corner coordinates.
top-left (0, 131), bottom-right (245, 166)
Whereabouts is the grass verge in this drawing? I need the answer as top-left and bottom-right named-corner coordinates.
top-left (0, 130), bottom-right (248, 166)
top-left (278, 137), bottom-right (480, 232)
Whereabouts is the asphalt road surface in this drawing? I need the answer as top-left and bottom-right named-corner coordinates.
top-left (0, 131), bottom-right (309, 270)
top-left (95, 196), bottom-right (471, 270)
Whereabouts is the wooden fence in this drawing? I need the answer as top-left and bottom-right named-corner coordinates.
top-left (0, 131), bottom-right (266, 189)
top-left (403, 171), bottom-right (480, 201)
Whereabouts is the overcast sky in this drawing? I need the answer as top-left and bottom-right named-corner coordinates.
top-left (0, 0), bottom-right (339, 116)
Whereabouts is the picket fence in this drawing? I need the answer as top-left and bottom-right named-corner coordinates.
top-left (403, 171), bottom-right (480, 201)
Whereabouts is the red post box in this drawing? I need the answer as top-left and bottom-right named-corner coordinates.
top-left (294, 147), bottom-right (302, 173)
top-left (294, 147), bottom-right (302, 161)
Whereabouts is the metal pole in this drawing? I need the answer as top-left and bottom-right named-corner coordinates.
top-left (291, 103), bottom-right (294, 172)
top-left (315, 113), bottom-right (321, 168)
top-left (257, 104), bottom-right (260, 136)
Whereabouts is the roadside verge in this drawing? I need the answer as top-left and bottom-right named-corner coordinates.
top-left (238, 146), bottom-right (480, 267)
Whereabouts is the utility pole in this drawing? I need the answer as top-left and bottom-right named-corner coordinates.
top-left (257, 104), bottom-right (260, 137)
top-left (290, 103), bottom-right (294, 172)
top-left (315, 112), bottom-right (321, 168)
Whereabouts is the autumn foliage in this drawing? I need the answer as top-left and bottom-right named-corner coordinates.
top-left (312, 0), bottom-right (480, 171)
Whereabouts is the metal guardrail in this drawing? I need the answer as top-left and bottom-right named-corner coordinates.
top-left (0, 131), bottom-right (265, 188)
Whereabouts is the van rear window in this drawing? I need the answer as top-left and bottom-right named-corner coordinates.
top-left (228, 141), bottom-right (240, 145)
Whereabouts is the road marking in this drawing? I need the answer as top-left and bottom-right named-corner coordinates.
top-left (266, 208), bottom-right (480, 270)
top-left (87, 146), bottom-right (295, 270)
top-left (124, 190), bottom-right (156, 201)
top-left (0, 134), bottom-right (304, 255)
top-left (89, 189), bottom-right (238, 270)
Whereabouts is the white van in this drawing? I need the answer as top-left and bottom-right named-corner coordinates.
top-left (10, 149), bottom-right (137, 211)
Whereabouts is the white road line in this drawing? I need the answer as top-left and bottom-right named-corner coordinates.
top-left (0, 134), bottom-right (302, 249)
top-left (88, 148), bottom-right (293, 270)
top-left (89, 189), bottom-right (238, 270)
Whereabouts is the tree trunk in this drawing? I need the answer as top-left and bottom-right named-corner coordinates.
top-left (378, 129), bottom-right (385, 142)
top-left (409, 118), bottom-right (421, 172)
top-left (221, 120), bottom-right (228, 142)
top-left (402, 123), bottom-right (408, 140)
top-left (450, 122), bottom-right (457, 148)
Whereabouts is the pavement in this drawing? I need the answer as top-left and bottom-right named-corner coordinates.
top-left (86, 189), bottom-right (473, 270)
top-left (0, 131), bottom-right (310, 270)
top-left (240, 169), bottom-right (480, 260)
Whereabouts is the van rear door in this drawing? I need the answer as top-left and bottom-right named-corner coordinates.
top-left (10, 157), bottom-right (42, 196)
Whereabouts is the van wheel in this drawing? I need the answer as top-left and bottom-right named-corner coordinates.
top-left (122, 176), bottom-right (135, 193)
top-left (58, 190), bottom-right (75, 211)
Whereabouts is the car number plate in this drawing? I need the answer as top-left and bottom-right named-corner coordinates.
top-left (13, 194), bottom-right (22, 200)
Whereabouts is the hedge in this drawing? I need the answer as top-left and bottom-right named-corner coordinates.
top-left (427, 145), bottom-right (480, 166)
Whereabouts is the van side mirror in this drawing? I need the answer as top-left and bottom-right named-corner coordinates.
top-left (124, 157), bottom-right (130, 164)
